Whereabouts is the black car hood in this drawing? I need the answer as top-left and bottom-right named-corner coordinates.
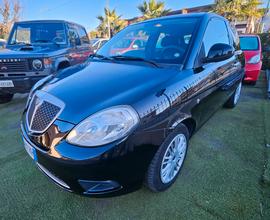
top-left (41, 61), bottom-right (179, 124)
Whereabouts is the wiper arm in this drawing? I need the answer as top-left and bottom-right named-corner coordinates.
top-left (89, 53), bottom-right (113, 61)
top-left (110, 55), bottom-right (160, 68)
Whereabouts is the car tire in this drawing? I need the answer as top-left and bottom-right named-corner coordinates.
top-left (224, 82), bottom-right (242, 108)
top-left (0, 93), bottom-right (14, 104)
top-left (145, 123), bottom-right (189, 192)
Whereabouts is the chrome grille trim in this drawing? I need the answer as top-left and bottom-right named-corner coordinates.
top-left (0, 58), bottom-right (29, 72)
top-left (26, 90), bottom-right (65, 134)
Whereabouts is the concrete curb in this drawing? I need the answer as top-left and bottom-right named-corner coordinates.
top-left (267, 70), bottom-right (270, 99)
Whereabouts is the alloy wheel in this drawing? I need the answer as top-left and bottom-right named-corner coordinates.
top-left (160, 134), bottom-right (187, 184)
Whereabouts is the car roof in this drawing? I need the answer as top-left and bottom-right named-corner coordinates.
top-left (135, 12), bottom-right (226, 25)
top-left (14, 20), bottom-right (85, 29)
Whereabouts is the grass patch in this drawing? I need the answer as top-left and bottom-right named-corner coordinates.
top-left (0, 78), bottom-right (269, 219)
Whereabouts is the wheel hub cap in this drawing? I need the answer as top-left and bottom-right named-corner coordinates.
top-left (160, 134), bottom-right (187, 184)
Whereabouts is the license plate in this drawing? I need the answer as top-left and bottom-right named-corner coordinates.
top-left (0, 80), bottom-right (14, 88)
top-left (23, 138), bottom-right (37, 161)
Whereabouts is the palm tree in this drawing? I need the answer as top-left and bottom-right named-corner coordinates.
top-left (242, 0), bottom-right (263, 33)
top-left (214, 0), bottom-right (263, 33)
top-left (137, 0), bottom-right (171, 21)
top-left (97, 8), bottom-right (127, 38)
top-left (214, 0), bottom-right (244, 23)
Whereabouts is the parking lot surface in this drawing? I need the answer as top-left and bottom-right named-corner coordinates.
top-left (0, 74), bottom-right (270, 220)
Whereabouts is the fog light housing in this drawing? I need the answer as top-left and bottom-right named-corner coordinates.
top-left (79, 180), bottom-right (121, 194)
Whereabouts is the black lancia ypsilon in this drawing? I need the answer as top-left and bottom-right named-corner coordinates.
top-left (21, 13), bottom-right (244, 197)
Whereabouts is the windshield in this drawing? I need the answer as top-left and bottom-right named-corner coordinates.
top-left (240, 36), bottom-right (259, 51)
top-left (97, 17), bottom-right (199, 65)
top-left (9, 22), bottom-right (67, 45)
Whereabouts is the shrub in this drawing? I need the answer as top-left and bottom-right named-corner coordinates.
top-left (259, 33), bottom-right (270, 70)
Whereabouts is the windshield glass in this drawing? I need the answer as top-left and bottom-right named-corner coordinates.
top-left (97, 17), bottom-right (199, 65)
top-left (240, 36), bottom-right (259, 51)
top-left (9, 22), bottom-right (67, 45)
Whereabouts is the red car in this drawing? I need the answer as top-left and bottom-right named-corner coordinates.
top-left (240, 35), bottom-right (262, 84)
top-left (110, 37), bottom-right (147, 55)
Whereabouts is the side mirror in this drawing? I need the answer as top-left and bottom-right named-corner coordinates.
top-left (203, 43), bottom-right (234, 63)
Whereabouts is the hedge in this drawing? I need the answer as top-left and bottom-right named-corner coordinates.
top-left (259, 33), bottom-right (270, 70)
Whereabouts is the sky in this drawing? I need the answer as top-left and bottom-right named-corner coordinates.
top-left (3, 0), bottom-right (270, 32)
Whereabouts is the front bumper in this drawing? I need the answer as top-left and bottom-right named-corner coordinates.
top-left (0, 69), bottom-right (51, 94)
top-left (21, 118), bottom-right (162, 197)
top-left (244, 63), bottom-right (262, 82)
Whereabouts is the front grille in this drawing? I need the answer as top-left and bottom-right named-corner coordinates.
top-left (0, 58), bottom-right (29, 72)
top-left (26, 91), bottom-right (65, 134)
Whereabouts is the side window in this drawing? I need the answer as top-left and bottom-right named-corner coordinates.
top-left (77, 26), bottom-right (89, 44)
top-left (228, 24), bottom-right (239, 49)
top-left (68, 25), bottom-right (81, 46)
top-left (202, 19), bottom-right (230, 57)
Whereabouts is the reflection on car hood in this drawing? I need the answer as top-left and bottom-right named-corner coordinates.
top-left (41, 61), bottom-right (179, 124)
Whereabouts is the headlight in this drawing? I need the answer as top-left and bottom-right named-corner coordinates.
top-left (44, 58), bottom-right (52, 68)
top-left (32, 59), bottom-right (43, 70)
top-left (247, 54), bottom-right (260, 64)
top-left (66, 106), bottom-right (140, 147)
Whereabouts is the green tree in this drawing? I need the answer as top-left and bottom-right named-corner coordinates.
top-left (137, 0), bottom-right (171, 21)
top-left (214, 0), bottom-right (263, 33)
top-left (214, 0), bottom-right (244, 22)
top-left (88, 30), bottom-right (100, 39)
top-left (97, 8), bottom-right (127, 38)
top-left (0, 0), bottom-right (21, 39)
top-left (243, 0), bottom-right (263, 33)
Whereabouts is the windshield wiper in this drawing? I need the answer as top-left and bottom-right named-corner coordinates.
top-left (89, 53), bottom-right (114, 61)
top-left (110, 55), bottom-right (160, 68)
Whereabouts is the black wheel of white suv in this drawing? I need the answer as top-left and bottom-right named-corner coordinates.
top-left (145, 124), bottom-right (189, 192)
top-left (0, 93), bottom-right (14, 104)
top-left (224, 81), bottom-right (242, 108)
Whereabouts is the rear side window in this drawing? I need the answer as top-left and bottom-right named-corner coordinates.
top-left (68, 27), bottom-right (81, 46)
top-left (228, 24), bottom-right (239, 48)
top-left (239, 37), bottom-right (259, 50)
top-left (201, 18), bottom-right (230, 57)
top-left (76, 26), bottom-right (89, 44)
